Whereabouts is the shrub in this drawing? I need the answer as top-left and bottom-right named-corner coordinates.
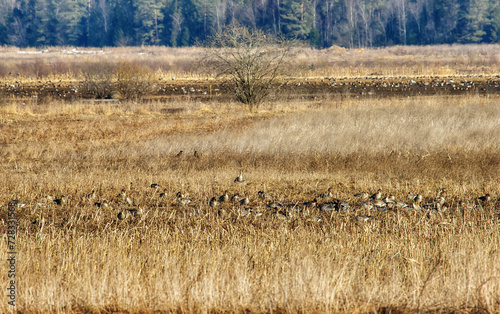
top-left (114, 61), bottom-right (157, 100)
top-left (79, 62), bottom-right (116, 99)
top-left (201, 24), bottom-right (291, 111)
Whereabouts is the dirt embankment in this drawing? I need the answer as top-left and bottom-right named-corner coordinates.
top-left (2, 75), bottom-right (500, 102)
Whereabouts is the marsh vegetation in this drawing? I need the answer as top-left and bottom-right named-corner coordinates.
top-left (0, 45), bottom-right (499, 313)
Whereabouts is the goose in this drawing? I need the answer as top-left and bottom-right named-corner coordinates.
top-left (53, 196), bottom-right (66, 205)
top-left (361, 201), bottom-right (373, 210)
top-left (306, 215), bottom-right (322, 223)
top-left (437, 188), bottom-right (447, 197)
top-left (303, 198), bottom-right (317, 208)
top-left (239, 208), bottom-right (252, 216)
top-left (478, 194), bottom-right (491, 202)
top-left (258, 191), bottom-right (272, 199)
top-left (395, 201), bottom-right (408, 209)
top-left (408, 193), bottom-right (422, 204)
top-left (355, 215), bottom-right (371, 222)
top-left (354, 192), bottom-right (369, 201)
top-left (370, 190), bottom-right (382, 200)
top-left (94, 201), bottom-right (108, 208)
top-left (176, 192), bottom-right (192, 205)
top-left (125, 197), bottom-right (133, 205)
top-left (318, 189), bottom-right (334, 199)
top-left (128, 208), bottom-right (143, 216)
top-left (231, 194), bottom-right (241, 203)
top-left (86, 190), bottom-right (96, 200)
top-left (239, 197), bottom-right (250, 205)
top-left (209, 197), bottom-right (220, 207)
top-left (372, 199), bottom-right (386, 209)
top-left (219, 191), bottom-right (229, 203)
top-left (234, 174), bottom-right (246, 184)
top-left (434, 196), bottom-right (446, 206)
top-left (267, 201), bottom-right (283, 209)
top-left (319, 202), bottom-right (336, 211)
top-left (178, 197), bottom-right (192, 206)
top-left (117, 189), bottom-right (127, 200)
top-left (383, 195), bottom-right (396, 204)
top-left (117, 211), bottom-right (129, 220)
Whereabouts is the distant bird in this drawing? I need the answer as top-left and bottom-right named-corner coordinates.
top-left (117, 189), bottom-right (127, 200)
top-left (53, 196), bottom-right (66, 205)
top-left (128, 208), bottom-right (143, 216)
top-left (437, 188), bottom-right (447, 197)
top-left (267, 202), bottom-right (283, 209)
top-left (354, 192), bottom-right (369, 201)
top-left (234, 174), bottom-right (246, 184)
top-left (303, 198), bottom-right (317, 208)
top-left (176, 150), bottom-right (183, 157)
top-left (117, 211), bottom-right (129, 220)
top-left (209, 197), bottom-right (220, 207)
top-left (94, 201), bottom-right (108, 208)
top-left (434, 196), bottom-right (446, 206)
top-left (383, 195), bottom-right (396, 204)
top-left (408, 193), bottom-right (422, 204)
top-left (150, 183), bottom-right (159, 189)
top-left (478, 194), bottom-right (491, 202)
top-left (177, 192), bottom-right (192, 205)
top-left (219, 191), bottom-right (229, 203)
top-left (178, 198), bottom-right (192, 205)
top-left (176, 192), bottom-right (186, 198)
top-left (125, 197), bottom-right (133, 205)
top-left (86, 190), bottom-right (96, 200)
top-left (231, 194), bottom-right (241, 203)
top-left (395, 201), bottom-right (408, 209)
top-left (239, 207), bottom-right (252, 216)
top-left (361, 201), bottom-right (373, 210)
top-left (319, 202), bottom-right (336, 212)
top-left (306, 215), bottom-right (322, 223)
top-left (372, 199), bottom-right (386, 209)
top-left (159, 190), bottom-right (168, 198)
top-left (370, 190), bottom-right (382, 200)
top-left (355, 215), bottom-right (371, 222)
top-left (258, 191), bottom-right (272, 199)
top-left (318, 189), bottom-right (334, 199)
top-left (239, 197), bottom-right (250, 205)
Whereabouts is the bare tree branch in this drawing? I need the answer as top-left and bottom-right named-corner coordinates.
top-left (200, 24), bottom-right (291, 111)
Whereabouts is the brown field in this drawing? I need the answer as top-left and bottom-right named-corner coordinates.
top-left (1, 45), bottom-right (500, 313)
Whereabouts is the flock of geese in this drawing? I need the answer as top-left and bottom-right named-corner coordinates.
top-left (10, 174), bottom-right (496, 224)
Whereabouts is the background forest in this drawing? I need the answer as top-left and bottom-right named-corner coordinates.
top-left (1, 0), bottom-right (500, 48)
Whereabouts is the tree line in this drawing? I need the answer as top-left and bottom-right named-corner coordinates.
top-left (1, 0), bottom-right (499, 48)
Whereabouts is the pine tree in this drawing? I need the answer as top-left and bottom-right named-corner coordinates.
top-left (280, 0), bottom-right (314, 40)
top-left (111, 0), bottom-right (136, 46)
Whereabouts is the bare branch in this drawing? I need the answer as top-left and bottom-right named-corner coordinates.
top-left (200, 24), bottom-right (291, 110)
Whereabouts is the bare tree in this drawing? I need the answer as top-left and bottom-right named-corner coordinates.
top-left (201, 24), bottom-right (291, 111)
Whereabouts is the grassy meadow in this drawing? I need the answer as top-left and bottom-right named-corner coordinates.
top-left (1, 45), bottom-right (500, 313)
top-left (2, 44), bottom-right (500, 79)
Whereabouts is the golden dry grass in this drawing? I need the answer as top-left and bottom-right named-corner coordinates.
top-left (1, 92), bottom-right (500, 312)
top-left (2, 44), bottom-right (500, 81)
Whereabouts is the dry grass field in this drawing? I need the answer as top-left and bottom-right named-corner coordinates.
top-left (2, 44), bottom-right (500, 79)
top-left (1, 45), bottom-right (500, 313)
